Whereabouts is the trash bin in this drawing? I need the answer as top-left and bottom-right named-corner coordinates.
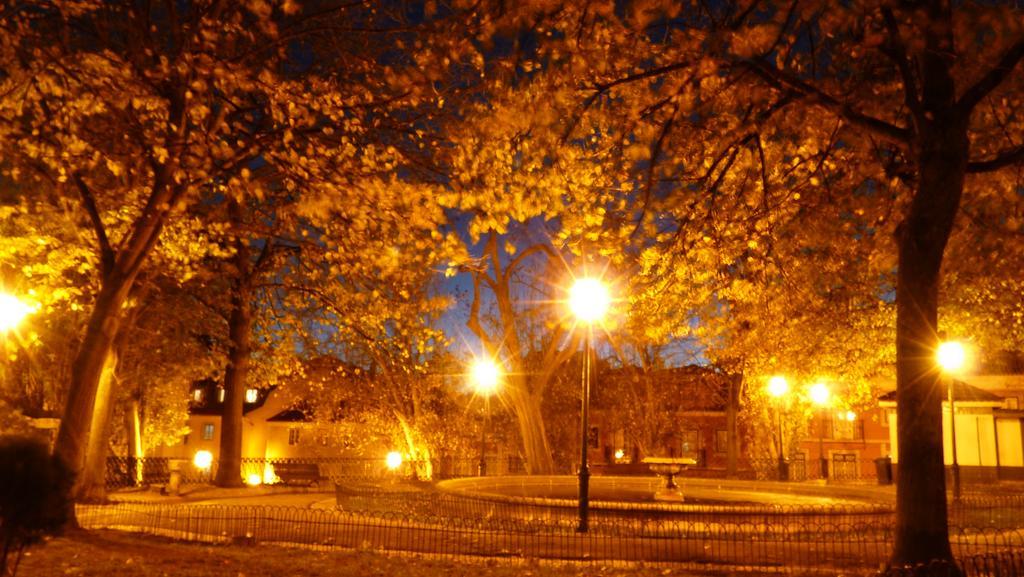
top-left (874, 456), bottom-right (893, 485)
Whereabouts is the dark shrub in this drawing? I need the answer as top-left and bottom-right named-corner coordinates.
top-left (0, 435), bottom-right (73, 577)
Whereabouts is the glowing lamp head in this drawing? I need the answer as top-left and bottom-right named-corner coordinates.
top-left (808, 382), bottom-right (830, 407)
top-left (385, 451), bottom-right (403, 470)
top-left (0, 293), bottom-right (33, 332)
top-left (845, 410), bottom-right (857, 422)
top-left (568, 278), bottom-right (611, 324)
top-left (246, 473), bottom-right (262, 486)
top-left (614, 449), bottom-right (625, 461)
top-left (767, 376), bottom-right (789, 398)
top-left (937, 341), bottom-right (966, 373)
top-left (471, 358), bottom-right (502, 395)
top-left (193, 450), bottom-right (213, 470)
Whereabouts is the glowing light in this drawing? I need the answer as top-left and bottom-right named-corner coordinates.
top-left (471, 358), bottom-right (502, 395)
top-left (0, 293), bottom-right (33, 332)
top-left (385, 451), bottom-right (403, 470)
top-left (193, 450), bottom-right (213, 470)
top-left (937, 341), bottom-right (967, 373)
top-left (245, 388), bottom-right (259, 403)
top-left (838, 410), bottom-right (857, 421)
top-left (614, 449), bottom-right (625, 461)
top-left (767, 376), bottom-right (789, 398)
top-left (808, 382), bottom-right (830, 407)
top-left (568, 278), bottom-right (611, 324)
top-left (246, 473), bottom-right (262, 486)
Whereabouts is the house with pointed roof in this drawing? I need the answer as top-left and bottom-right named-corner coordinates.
top-left (878, 376), bottom-right (1024, 481)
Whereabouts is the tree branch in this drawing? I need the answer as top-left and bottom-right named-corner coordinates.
top-left (72, 172), bottom-right (116, 277)
top-left (880, 6), bottom-right (923, 126)
top-left (957, 35), bottom-right (1024, 114)
top-left (742, 59), bottom-right (911, 144)
top-left (967, 143), bottom-right (1024, 173)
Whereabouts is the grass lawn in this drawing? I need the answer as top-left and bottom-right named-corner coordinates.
top-left (15, 530), bottom-right (723, 577)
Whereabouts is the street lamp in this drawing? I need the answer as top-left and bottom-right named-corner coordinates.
top-left (767, 376), bottom-right (789, 481)
top-left (937, 340), bottom-right (966, 501)
top-left (569, 276), bottom-right (610, 533)
top-left (808, 382), bottom-right (831, 481)
top-left (0, 292), bottom-right (33, 333)
top-left (470, 358), bottom-right (502, 477)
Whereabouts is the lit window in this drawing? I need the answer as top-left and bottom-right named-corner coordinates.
top-left (832, 415), bottom-right (862, 440)
top-left (192, 389), bottom-right (203, 403)
top-left (288, 428), bottom-right (300, 446)
top-left (217, 388), bottom-right (225, 403)
top-left (715, 430), bottom-right (729, 454)
top-left (202, 423), bottom-right (215, 440)
top-left (245, 389), bottom-right (258, 403)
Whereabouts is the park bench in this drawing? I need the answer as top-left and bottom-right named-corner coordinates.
top-left (272, 462), bottom-right (323, 486)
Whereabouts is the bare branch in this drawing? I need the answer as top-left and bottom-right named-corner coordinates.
top-left (957, 36), bottom-right (1024, 114)
top-left (967, 143), bottom-right (1024, 173)
top-left (742, 59), bottom-right (911, 144)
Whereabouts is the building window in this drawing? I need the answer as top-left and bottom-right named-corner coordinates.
top-left (245, 388), bottom-right (259, 404)
top-left (192, 389), bottom-right (203, 403)
top-left (715, 430), bottom-right (729, 454)
top-left (217, 388), bottom-right (225, 403)
top-left (202, 423), bottom-right (215, 440)
top-left (832, 415), bottom-right (862, 440)
top-left (288, 428), bottom-right (300, 446)
top-left (681, 429), bottom-right (700, 454)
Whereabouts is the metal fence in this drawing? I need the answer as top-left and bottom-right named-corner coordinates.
top-left (105, 456), bottom-right (530, 489)
top-left (76, 500), bottom-right (1024, 574)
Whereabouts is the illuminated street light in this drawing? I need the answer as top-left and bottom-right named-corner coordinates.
top-left (937, 341), bottom-right (966, 373)
top-left (385, 451), bottom-right (403, 471)
top-left (246, 473), bottom-right (262, 487)
top-left (569, 276), bottom-right (611, 532)
top-left (470, 358), bottom-right (503, 476)
top-left (809, 382), bottom-right (831, 480)
top-left (767, 375), bottom-right (789, 398)
top-left (766, 376), bottom-right (789, 481)
top-left (471, 358), bottom-right (501, 395)
top-left (937, 339), bottom-right (966, 501)
top-left (568, 278), bottom-right (611, 324)
top-left (0, 293), bottom-right (33, 333)
top-left (193, 450), bottom-right (214, 471)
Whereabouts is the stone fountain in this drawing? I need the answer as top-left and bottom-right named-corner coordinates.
top-left (641, 456), bottom-right (696, 502)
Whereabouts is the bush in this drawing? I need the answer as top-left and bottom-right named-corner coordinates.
top-left (0, 435), bottom-right (73, 577)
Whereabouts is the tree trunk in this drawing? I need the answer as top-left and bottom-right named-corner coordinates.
top-left (891, 111), bottom-right (968, 565)
top-left (214, 292), bottom-right (250, 488)
top-left (127, 398), bottom-right (143, 485)
top-left (507, 381), bottom-right (555, 474)
top-left (726, 373), bottom-right (742, 478)
top-left (214, 277), bottom-right (252, 488)
top-left (54, 271), bottom-right (135, 499)
top-left (396, 413), bottom-right (432, 480)
top-left (77, 348), bottom-right (119, 502)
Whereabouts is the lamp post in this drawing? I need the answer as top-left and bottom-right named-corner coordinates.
top-left (767, 376), bottom-right (789, 481)
top-left (470, 358), bottom-right (502, 477)
top-left (0, 292), bottom-right (33, 333)
top-left (937, 340), bottom-right (966, 501)
top-left (808, 382), bottom-right (831, 481)
top-left (569, 277), bottom-right (610, 533)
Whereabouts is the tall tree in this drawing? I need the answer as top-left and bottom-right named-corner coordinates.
top-left (0, 1), bottom-right (315, 500)
top-left (460, 0), bottom-right (1024, 565)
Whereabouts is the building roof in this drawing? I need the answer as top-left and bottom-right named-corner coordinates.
top-left (877, 379), bottom-right (1003, 404)
top-left (266, 408), bottom-right (310, 422)
top-left (187, 380), bottom-right (273, 416)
